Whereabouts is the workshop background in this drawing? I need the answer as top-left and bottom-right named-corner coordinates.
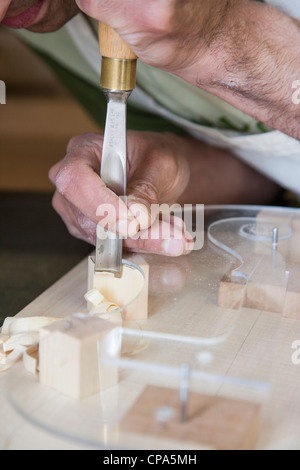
top-left (0, 26), bottom-right (99, 324)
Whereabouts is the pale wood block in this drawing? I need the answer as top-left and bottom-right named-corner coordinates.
top-left (219, 263), bottom-right (299, 317)
top-left (218, 276), bottom-right (246, 310)
top-left (219, 277), bottom-right (286, 313)
top-left (87, 255), bottom-right (149, 322)
top-left (120, 386), bottom-right (260, 450)
top-left (39, 314), bottom-right (120, 400)
top-left (246, 282), bottom-right (286, 313)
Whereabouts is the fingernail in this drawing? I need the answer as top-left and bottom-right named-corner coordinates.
top-left (162, 238), bottom-right (185, 256)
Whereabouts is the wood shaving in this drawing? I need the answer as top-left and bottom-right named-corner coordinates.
top-left (0, 316), bottom-right (59, 374)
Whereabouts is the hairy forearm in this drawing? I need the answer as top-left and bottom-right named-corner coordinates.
top-left (180, 1), bottom-right (300, 140)
top-left (77, 0), bottom-right (300, 139)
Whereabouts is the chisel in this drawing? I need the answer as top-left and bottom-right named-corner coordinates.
top-left (95, 23), bottom-right (138, 275)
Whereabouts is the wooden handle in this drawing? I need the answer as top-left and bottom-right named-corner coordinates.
top-left (99, 22), bottom-right (137, 60)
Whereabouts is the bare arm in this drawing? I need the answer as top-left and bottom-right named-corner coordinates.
top-left (77, 0), bottom-right (300, 139)
top-left (192, 1), bottom-right (300, 140)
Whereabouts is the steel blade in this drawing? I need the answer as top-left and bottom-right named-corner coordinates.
top-left (95, 92), bottom-right (130, 274)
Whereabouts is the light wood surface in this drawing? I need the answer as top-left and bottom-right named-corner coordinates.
top-left (120, 385), bottom-right (260, 450)
top-left (99, 23), bottom-right (137, 60)
top-left (1, 207), bottom-right (300, 450)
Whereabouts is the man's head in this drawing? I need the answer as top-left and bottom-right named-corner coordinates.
top-left (1, 0), bottom-right (79, 33)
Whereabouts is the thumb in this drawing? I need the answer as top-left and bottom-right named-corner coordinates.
top-left (126, 184), bottom-right (158, 232)
top-left (125, 131), bottom-right (190, 231)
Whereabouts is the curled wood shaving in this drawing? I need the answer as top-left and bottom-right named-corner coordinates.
top-left (23, 344), bottom-right (39, 376)
top-left (0, 345), bottom-right (26, 372)
top-left (0, 334), bottom-right (10, 344)
top-left (0, 316), bottom-right (59, 374)
top-left (84, 289), bottom-right (104, 306)
top-left (85, 289), bottom-right (119, 315)
top-left (1, 317), bottom-right (59, 336)
top-left (90, 302), bottom-right (119, 314)
top-left (3, 332), bottom-right (39, 352)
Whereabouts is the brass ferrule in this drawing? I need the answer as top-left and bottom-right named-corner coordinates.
top-left (100, 57), bottom-right (137, 92)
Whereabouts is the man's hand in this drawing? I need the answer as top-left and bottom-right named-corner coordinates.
top-left (49, 131), bottom-right (193, 257)
top-left (0, 1), bottom-right (11, 22)
top-left (75, 0), bottom-right (228, 76)
top-left (49, 129), bottom-right (280, 257)
top-left (76, 0), bottom-right (300, 140)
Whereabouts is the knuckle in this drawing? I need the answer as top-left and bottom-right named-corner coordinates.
top-left (54, 164), bottom-right (76, 197)
top-left (131, 180), bottom-right (159, 205)
top-left (144, 0), bottom-right (175, 34)
top-left (66, 135), bottom-right (83, 152)
top-left (67, 133), bottom-right (102, 153)
top-left (67, 224), bottom-right (81, 239)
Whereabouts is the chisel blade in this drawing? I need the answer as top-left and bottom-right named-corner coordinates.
top-left (95, 91), bottom-right (130, 274)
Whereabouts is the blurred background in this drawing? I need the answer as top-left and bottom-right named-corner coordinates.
top-left (0, 26), bottom-right (100, 192)
top-left (0, 26), bottom-right (100, 322)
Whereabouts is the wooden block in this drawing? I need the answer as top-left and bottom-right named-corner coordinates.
top-left (219, 275), bottom-right (287, 313)
top-left (39, 314), bottom-right (121, 400)
top-left (87, 255), bottom-right (149, 322)
top-left (120, 386), bottom-right (260, 450)
top-left (219, 264), bottom-right (300, 317)
top-left (218, 208), bottom-right (300, 317)
top-left (246, 282), bottom-right (287, 313)
top-left (218, 276), bottom-right (246, 310)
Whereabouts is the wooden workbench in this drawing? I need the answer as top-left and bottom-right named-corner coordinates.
top-left (1, 206), bottom-right (300, 450)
